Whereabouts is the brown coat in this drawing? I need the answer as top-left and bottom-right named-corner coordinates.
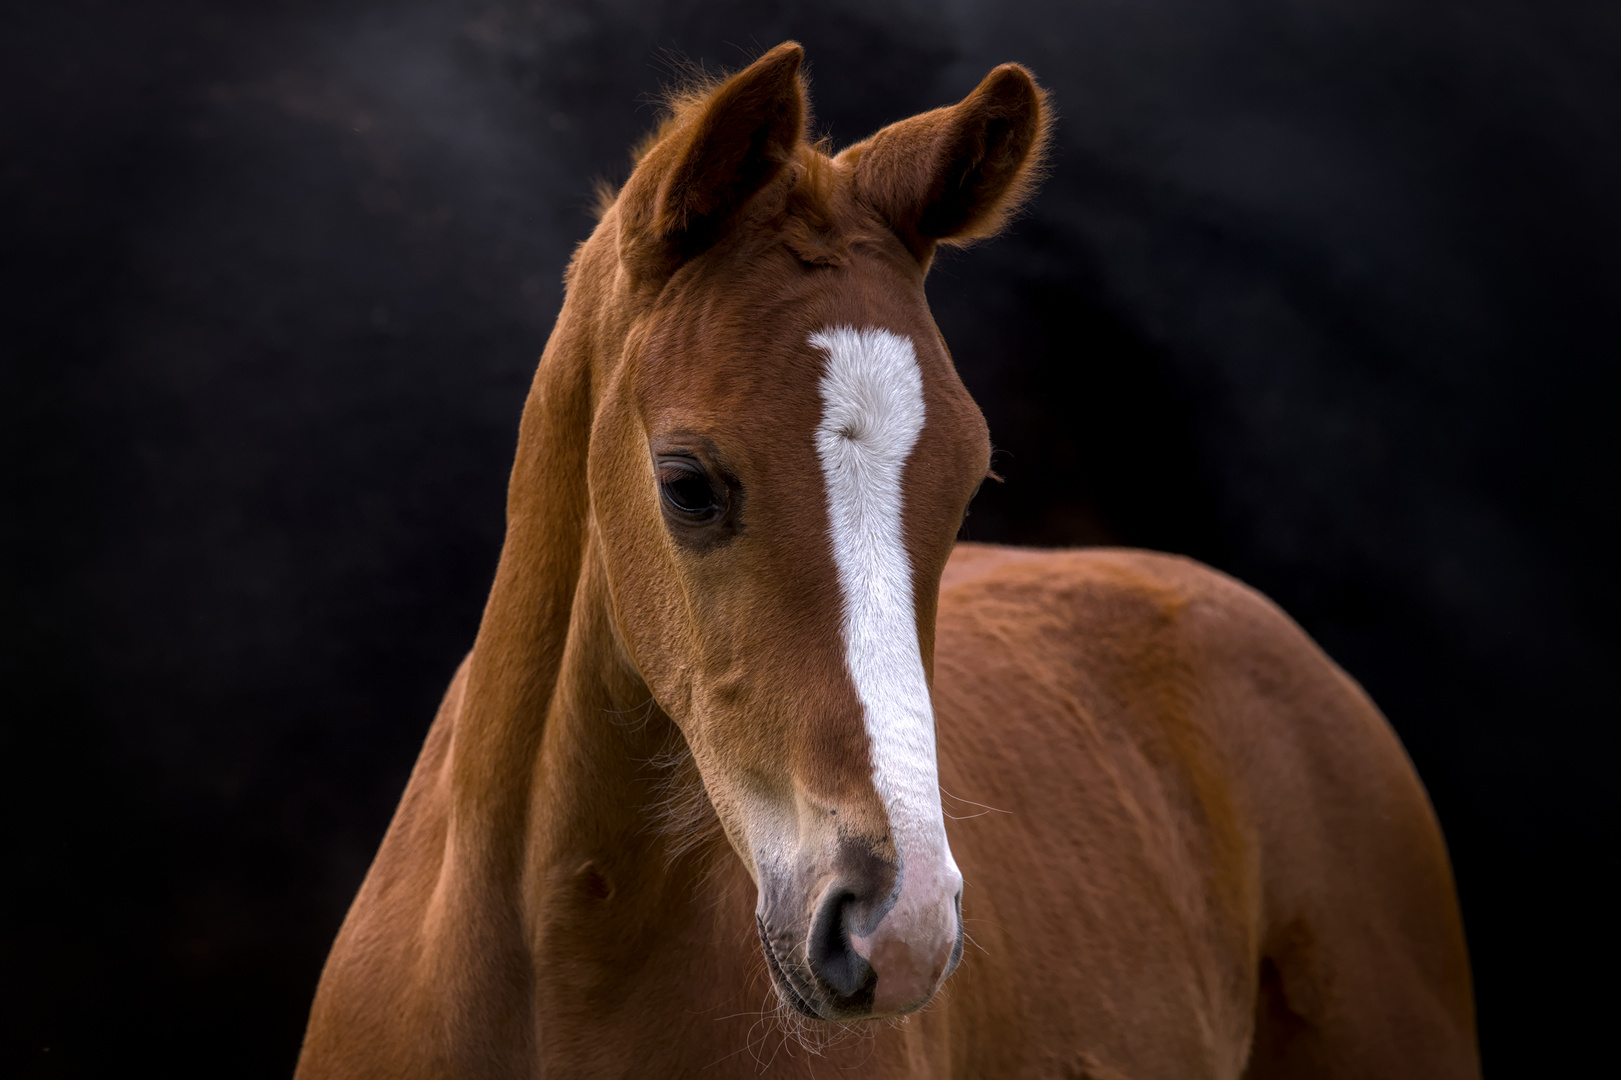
top-left (296, 43), bottom-right (1477, 1079)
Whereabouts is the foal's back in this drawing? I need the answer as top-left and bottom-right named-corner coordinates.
top-left (933, 543), bottom-right (1477, 1078)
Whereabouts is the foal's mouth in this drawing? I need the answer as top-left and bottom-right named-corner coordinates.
top-left (755, 915), bottom-right (822, 1019)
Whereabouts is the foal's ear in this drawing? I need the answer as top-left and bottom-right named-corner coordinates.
top-left (618, 43), bottom-right (806, 281)
top-left (843, 64), bottom-right (1048, 261)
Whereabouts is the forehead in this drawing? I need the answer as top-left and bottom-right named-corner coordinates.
top-left (633, 246), bottom-right (971, 442)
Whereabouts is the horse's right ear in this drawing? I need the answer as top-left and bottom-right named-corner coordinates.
top-left (842, 63), bottom-right (1048, 263)
top-left (617, 43), bottom-right (806, 282)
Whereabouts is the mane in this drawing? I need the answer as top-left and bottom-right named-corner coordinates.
top-left (780, 140), bottom-right (849, 265)
top-left (633, 57), bottom-right (730, 163)
top-left (586, 64), bottom-right (730, 224)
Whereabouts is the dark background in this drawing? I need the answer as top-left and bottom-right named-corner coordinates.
top-left (3, 0), bottom-right (1616, 1075)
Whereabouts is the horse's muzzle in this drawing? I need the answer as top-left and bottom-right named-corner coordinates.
top-left (759, 859), bottom-right (963, 1021)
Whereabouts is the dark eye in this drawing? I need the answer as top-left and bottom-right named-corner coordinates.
top-left (658, 458), bottom-right (720, 518)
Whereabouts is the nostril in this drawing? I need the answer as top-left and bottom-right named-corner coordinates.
top-left (806, 888), bottom-right (876, 1002)
top-left (946, 888), bottom-right (966, 975)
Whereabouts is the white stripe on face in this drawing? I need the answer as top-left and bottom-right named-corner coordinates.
top-left (810, 326), bottom-right (958, 899)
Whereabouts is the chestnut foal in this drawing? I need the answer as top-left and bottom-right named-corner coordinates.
top-left (296, 44), bottom-right (1478, 1079)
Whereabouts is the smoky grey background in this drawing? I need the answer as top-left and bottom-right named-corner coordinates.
top-left (3, 0), bottom-right (1615, 1075)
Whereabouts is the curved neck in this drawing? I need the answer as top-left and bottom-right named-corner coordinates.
top-left (448, 220), bottom-right (631, 877)
top-left (444, 218), bottom-right (723, 913)
top-left (450, 328), bottom-right (597, 880)
top-left (422, 227), bottom-right (744, 1070)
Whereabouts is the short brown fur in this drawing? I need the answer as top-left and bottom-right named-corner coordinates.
top-left (297, 43), bottom-right (1477, 1079)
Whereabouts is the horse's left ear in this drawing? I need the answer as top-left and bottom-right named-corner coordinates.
top-left (842, 64), bottom-right (1049, 262)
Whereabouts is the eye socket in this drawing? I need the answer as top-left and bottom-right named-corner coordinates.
top-left (657, 457), bottom-right (722, 520)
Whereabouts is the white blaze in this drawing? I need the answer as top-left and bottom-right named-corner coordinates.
top-left (810, 326), bottom-right (958, 908)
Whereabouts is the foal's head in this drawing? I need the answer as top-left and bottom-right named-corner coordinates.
top-left (577, 43), bottom-right (1046, 1021)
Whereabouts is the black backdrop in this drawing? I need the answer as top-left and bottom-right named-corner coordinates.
top-left (3, 1), bottom-right (1616, 1075)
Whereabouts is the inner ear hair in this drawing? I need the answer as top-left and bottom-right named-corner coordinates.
top-left (617, 43), bottom-right (808, 281)
top-left (844, 63), bottom-right (1050, 261)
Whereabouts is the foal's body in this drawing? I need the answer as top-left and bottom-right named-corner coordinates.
top-left (933, 546), bottom-right (1473, 1078)
top-left (303, 547), bottom-right (1472, 1078)
top-left (298, 43), bottom-right (1476, 1079)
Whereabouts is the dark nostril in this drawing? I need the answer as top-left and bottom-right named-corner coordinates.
top-left (946, 888), bottom-right (965, 975)
top-left (806, 888), bottom-right (877, 1002)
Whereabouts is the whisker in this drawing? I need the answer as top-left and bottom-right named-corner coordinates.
top-left (600, 695), bottom-right (659, 733)
top-left (939, 784), bottom-right (1013, 816)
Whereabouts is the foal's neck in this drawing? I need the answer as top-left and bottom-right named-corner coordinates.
top-left (524, 537), bottom-right (701, 875)
top-left (506, 533), bottom-right (740, 1026)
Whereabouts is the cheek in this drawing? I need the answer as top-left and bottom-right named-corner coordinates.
top-left (594, 502), bottom-right (694, 703)
top-left (606, 543), bottom-right (774, 738)
top-left (606, 582), bottom-right (688, 711)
